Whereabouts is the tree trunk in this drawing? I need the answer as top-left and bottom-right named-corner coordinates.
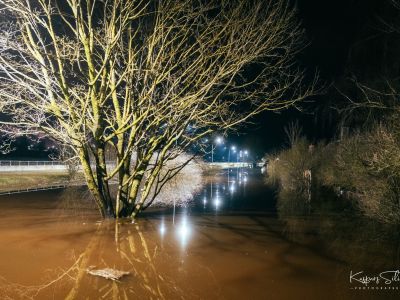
top-left (79, 149), bottom-right (107, 218)
top-left (95, 145), bottom-right (114, 217)
top-left (130, 168), bottom-right (160, 219)
top-left (116, 162), bottom-right (132, 218)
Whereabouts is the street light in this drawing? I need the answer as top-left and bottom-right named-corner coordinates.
top-left (211, 136), bottom-right (223, 163)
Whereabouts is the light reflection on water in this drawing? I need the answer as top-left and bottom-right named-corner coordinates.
top-left (156, 168), bottom-right (257, 252)
top-left (176, 215), bottom-right (191, 248)
top-left (1, 169), bottom-right (399, 299)
top-left (158, 215), bottom-right (192, 250)
top-left (157, 167), bottom-right (251, 251)
top-left (155, 168), bottom-right (255, 253)
top-left (200, 168), bottom-right (249, 213)
top-left (159, 214), bottom-right (192, 249)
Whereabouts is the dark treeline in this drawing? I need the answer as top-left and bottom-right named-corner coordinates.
top-left (265, 0), bottom-right (400, 224)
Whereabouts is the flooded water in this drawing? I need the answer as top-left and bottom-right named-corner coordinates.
top-left (0, 169), bottom-right (399, 299)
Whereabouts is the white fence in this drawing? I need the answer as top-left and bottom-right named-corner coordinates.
top-left (0, 160), bottom-right (68, 172)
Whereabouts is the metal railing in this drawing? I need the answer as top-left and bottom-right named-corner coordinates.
top-left (0, 179), bottom-right (119, 196)
top-left (0, 184), bottom-right (68, 196)
top-left (0, 179), bottom-right (89, 196)
top-left (0, 160), bottom-right (65, 166)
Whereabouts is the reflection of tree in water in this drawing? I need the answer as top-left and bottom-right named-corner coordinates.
top-left (55, 187), bottom-right (98, 217)
top-left (277, 189), bottom-right (400, 271)
top-left (0, 238), bottom-right (92, 299)
top-left (0, 220), bottom-right (215, 299)
top-left (277, 189), bottom-right (311, 216)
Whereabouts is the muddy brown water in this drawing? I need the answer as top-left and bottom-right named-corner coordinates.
top-left (0, 169), bottom-right (399, 299)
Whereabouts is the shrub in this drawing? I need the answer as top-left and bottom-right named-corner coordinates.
top-left (332, 123), bottom-right (400, 224)
top-left (265, 118), bottom-right (400, 224)
top-left (265, 137), bottom-right (327, 205)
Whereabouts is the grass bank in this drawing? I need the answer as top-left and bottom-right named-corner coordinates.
top-left (0, 172), bottom-right (77, 192)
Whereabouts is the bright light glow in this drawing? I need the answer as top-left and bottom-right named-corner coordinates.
top-left (179, 223), bottom-right (189, 237)
top-left (176, 217), bottom-right (191, 247)
top-left (244, 150), bottom-right (248, 155)
top-left (244, 176), bottom-right (248, 183)
top-left (229, 185), bottom-right (235, 193)
top-left (231, 146), bottom-right (236, 151)
top-left (215, 136), bottom-right (223, 144)
top-left (160, 223), bottom-right (166, 236)
top-left (214, 198), bottom-right (221, 208)
top-left (203, 197), bottom-right (207, 205)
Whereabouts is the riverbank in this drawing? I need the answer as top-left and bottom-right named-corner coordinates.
top-left (0, 172), bottom-right (79, 192)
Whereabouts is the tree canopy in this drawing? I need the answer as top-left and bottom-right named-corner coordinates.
top-left (0, 0), bottom-right (316, 218)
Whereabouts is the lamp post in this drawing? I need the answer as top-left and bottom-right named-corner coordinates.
top-left (211, 136), bottom-right (223, 163)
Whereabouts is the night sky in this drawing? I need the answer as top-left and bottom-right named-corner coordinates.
top-left (231, 0), bottom-right (383, 159)
top-left (1, 0), bottom-right (388, 160)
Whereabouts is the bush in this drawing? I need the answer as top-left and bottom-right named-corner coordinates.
top-left (265, 137), bottom-right (329, 207)
top-left (331, 123), bottom-right (400, 224)
top-left (147, 154), bottom-right (204, 207)
top-left (265, 117), bottom-right (400, 224)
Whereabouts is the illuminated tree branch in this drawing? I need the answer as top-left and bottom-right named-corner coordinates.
top-left (0, 0), bottom-right (317, 218)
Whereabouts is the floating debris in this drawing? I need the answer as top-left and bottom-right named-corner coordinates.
top-left (86, 267), bottom-right (130, 281)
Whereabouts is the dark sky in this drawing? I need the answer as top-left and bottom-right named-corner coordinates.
top-left (298, 0), bottom-right (377, 78)
top-left (1, 0), bottom-right (384, 159)
top-left (231, 0), bottom-right (381, 158)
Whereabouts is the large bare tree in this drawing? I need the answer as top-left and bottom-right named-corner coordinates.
top-left (0, 0), bottom-right (316, 218)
